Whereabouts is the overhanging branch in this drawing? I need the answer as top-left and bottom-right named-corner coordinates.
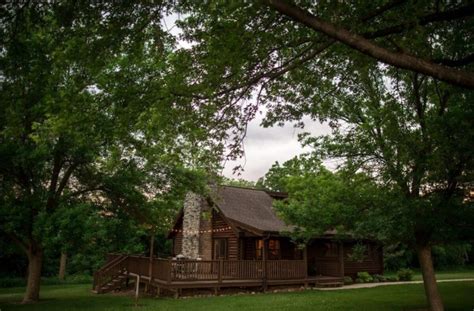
top-left (264, 0), bottom-right (474, 89)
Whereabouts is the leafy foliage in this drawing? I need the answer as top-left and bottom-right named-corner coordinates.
top-left (397, 268), bottom-right (414, 281)
top-left (221, 177), bottom-right (260, 189)
top-left (0, 2), bottom-right (237, 301)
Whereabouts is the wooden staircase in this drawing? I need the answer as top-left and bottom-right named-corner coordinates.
top-left (311, 276), bottom-right (344, 288)
top-left (92, 255), bottom-right (129, 294)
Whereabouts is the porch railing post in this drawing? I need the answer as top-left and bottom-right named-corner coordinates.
top-left (303, 245), bottom-right (308, 276)
top-left (167, 258), bottom-right (172, 284)
top-left (339, 241), bottom-right (345, 277)
top-left (262, 239), bottom-right (267, 291)
top-left (218, 259), bottom-right (223, 284)
top-left (303, 245), bottom-right (308, 288)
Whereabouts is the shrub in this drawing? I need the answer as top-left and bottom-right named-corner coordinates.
top-left (0, 277), bottom-right (26, 288)
top-left (356, 271), bottom-right (373, 283)
top-left (373, 274), bottom-right (386, 282)
top-left (343, 276), bottom-right (353, 285)
top-left (386, 276), bottom-right (399, 282)
top-left (397, 268), bottom-right (414, 281)
top-left (355, 278), bottom-right (363, 283)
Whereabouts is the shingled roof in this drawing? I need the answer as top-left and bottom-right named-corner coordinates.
top-left (211, 186), bottom-right (290, 233)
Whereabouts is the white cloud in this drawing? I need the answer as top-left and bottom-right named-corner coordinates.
top-left (222, 112), bottom-right (331, 181)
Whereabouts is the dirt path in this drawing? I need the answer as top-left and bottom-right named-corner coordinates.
top-left (316, 278), bottom-right (474, 291)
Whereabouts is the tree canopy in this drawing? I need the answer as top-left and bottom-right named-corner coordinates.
top-left (0, 2), bottom-right (234, 302)
top-left (175, 2), bottom-right (472, 309)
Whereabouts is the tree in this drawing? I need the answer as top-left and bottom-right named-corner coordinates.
top-left (263, 0), bottom-right (474, 89)
top-left (256, 154), bottom-right (324, 192)
top-left (0, 2), bottom-right (230, 303)
top-left (221, 177), bottom-right (260, 189)
top-left (174, 3), bottom-right (473, 309)
top-left (272, 70), bottom-right (473, 311)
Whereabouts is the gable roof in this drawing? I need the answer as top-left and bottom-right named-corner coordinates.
top-left (211, 186), bottom-right (290, 234)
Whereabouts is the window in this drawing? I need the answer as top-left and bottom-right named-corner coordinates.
top-left (268, 239), bottom-right (281, 259)
top-left (213, 239), bottom-right (227, 259)
top-left (322, 242), bottom-right (339, 257)
top-left (255, 239), bottom-right (281, 260)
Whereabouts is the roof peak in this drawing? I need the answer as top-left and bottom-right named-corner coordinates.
top-left (220, 184), bottom-right (265, 191)
top-left (219, 185), bottom-right (288, 199)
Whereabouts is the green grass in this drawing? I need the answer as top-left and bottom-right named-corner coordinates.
top-left (1, 282), bottom-right (473, 311)
top-left (0, 275), bottom-right (93, 288)
top-left (384, 267), bottom-right (474, 281)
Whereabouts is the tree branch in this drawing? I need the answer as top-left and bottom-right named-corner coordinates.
top-left (434, 53), bottom-right (474, 67)
top-left (264, 0), bottom-right (474, 89)
top-left (363, 3), bottom-right (474, 39)
top-left (55, 162), bottom-right (79, 199)
top-left (2, 229), bottom-right (28, 254)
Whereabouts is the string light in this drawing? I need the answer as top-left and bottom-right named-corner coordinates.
top-left (171, 226), bottom-right (232, 234)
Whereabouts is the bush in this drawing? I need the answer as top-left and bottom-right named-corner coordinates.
top-left (355, 278), bottom-right (363, 283)
top-left (0, 277), bottom-right (26, 288)
top-left (343, 276), bottom-right (353, 285)
top-left (397, 268), bottom-right (414, 281)
top-left (373, 274), bottom-right (386, 282)
top-left (356, 271), bottom-right (373, 283)
top-left (386, 276), bottom-right (399, 282)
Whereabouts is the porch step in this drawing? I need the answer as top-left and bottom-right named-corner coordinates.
top-left (314, 282), bottom-right (344, 288)
top-left (98, 274), bottom-right (128, 293)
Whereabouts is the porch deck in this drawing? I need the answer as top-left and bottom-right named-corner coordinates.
top-left (93, 254), bottom-right (344, 296)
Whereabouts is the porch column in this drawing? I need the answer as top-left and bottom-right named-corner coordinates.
top-left (262, 239), bottom-right (267, 291)
top-left (148, 233), bottom-right (154, 281)
top-left (339, 242), bottom-right (345, 277)
top-left (303, 244), bottom-right (308, 288)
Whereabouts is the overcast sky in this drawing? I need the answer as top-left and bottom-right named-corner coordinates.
top-left (221, 112), bottom-right (332, 181)
top-left (162, 14), bottom-right (332, 182)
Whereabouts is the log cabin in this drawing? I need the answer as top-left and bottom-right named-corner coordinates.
top-left (93, 185), bottom-right (383, 295)
top-left (168, 185), bottom-right (383, 278)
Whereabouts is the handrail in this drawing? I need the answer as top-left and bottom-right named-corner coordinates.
top-left (96, 254), bottom-right (124, 273)
top-left (93, 255), bottom-right (129, 292)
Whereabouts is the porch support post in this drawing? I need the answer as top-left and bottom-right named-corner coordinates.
top-left (217, 259), bottom-right (223, 295)
top-left (148, 233), bottom-right (154, 284)
top-left (167, 258), bottom-right (172, 284)
top-left (262, 239), bottom-right (267, 292)
top-left (339, 241), bottom-right (345, 277)
top-left (303, 244), bottom-right (308, 288)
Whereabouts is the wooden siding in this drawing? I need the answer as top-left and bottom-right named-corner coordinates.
top-left (243, 238), bottom-right (257, 260)
top-left (171, 214), bottom-right (183, 256)
top-left (241, 237), bottom-right (301, 260)
top-left (212, 210), bottom-right (239, 260)
top-left (307, 240), bottom-right (342, 277)
top-left (343, 242), bottom-right (383, 276)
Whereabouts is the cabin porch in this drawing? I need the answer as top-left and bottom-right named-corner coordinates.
top-left (92, 254), bottom-right (344, 296)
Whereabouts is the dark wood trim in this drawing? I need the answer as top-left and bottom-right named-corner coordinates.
top-left (338, 242), bottom-right (344, 277)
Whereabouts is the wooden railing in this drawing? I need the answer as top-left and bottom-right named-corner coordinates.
top-left (93, 255), bottom-right (308, 291)
top-left (155, 258), bottom-right (305, 282)
top-left (93, 255), bottom-right (128, 292)
top-left (314, 258), bottom-right (341, 277)
top-left (222, 260), bottom-right (264, 280)
top-left (266, 260), bottom-right (306, 279)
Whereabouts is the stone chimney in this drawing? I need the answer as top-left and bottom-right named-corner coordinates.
top-left (181, 192), bottom-right (212, 259)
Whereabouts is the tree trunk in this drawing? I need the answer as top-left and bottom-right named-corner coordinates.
top-left (416, 244), bottom-right (444, 311)
top-left (23, 247), bottom-right (43, 303)
top-left (58, 252), bottom-right (67, 280)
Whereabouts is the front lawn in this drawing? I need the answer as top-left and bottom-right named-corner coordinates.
top-left (0, 281), bottom-right (473, 311)
top-left (384, 267), bottom-right (474, 281)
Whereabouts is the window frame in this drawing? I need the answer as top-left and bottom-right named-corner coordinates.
top-left (213, 238), bottom-right (228, 260)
